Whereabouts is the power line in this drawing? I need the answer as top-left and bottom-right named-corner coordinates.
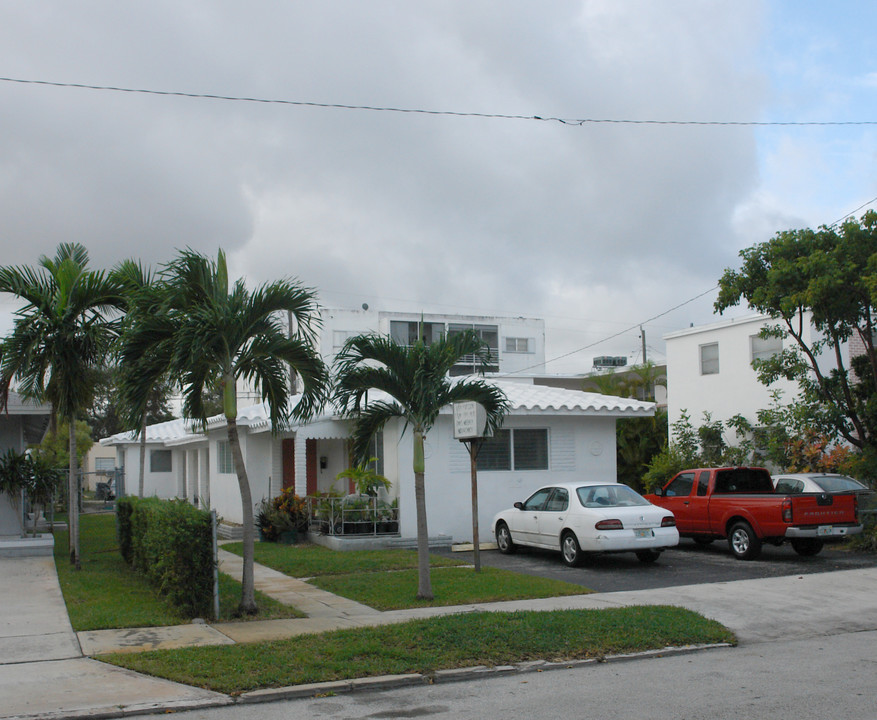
top-left (1, 76), bottom-right (876, 127)
top-left (502, 285), bottom-right (720, 376)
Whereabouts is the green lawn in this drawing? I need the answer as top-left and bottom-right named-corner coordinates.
top-left (103, 605), bottom-right (736, 693)
top-left (54, 513), bottom-right (303, 630)
top-left (311, 566), bottom-right (589, 610)
top-left (222, 540), bottom-right (466, 576)
top-left (223, 540), bottom-right (590, 609)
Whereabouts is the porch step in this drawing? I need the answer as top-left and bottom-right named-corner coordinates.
top-left (385, 534), bottom-right (454, 551)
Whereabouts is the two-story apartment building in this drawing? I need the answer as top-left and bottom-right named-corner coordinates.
top-left (664, 312), bottom-right (843, 436)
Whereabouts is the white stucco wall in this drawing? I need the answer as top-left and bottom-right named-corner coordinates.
top-left (396, 413), bottom-right (618, 543)
top-left (665, 313), bottom-right (840, 433)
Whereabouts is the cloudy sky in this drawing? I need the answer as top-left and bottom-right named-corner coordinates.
top-left (0, 1), bottom-right (874, 373)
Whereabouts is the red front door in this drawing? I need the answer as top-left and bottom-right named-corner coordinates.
top-left (282, 439), bottom-right (295, 490)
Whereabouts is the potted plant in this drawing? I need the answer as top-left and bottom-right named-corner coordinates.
top-left (336, 460), bottom-right (391, 497)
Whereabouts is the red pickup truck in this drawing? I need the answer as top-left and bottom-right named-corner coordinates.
top-left (646, 467), bottom-right (863, 560)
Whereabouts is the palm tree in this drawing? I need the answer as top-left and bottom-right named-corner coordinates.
top-left (120, 248), bottom-right (328, 615)
top-left (0, 243), bottom-right (124, 568)
top-left (333, 330), bottom-right (508, 599)
top-left (113, 260), bottom-right (172, 497)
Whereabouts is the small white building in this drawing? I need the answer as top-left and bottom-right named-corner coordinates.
top-left (664, 312), bottom-right (841, 432)
top-left (102, 379), bottom-right (654, 542)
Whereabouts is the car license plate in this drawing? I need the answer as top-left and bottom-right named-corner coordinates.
top-left (634, 529), bottom-right (653, 538)
top-left (818, 526), bottom-right (833, 536)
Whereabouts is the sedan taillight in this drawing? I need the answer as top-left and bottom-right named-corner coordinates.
top-left (661, 516), bottom-right (676, 527)
top-left (595, 519), bottom-right (624, 530)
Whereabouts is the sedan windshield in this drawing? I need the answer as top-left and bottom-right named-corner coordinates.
top-left (576, 484), bottom-right (650, 508)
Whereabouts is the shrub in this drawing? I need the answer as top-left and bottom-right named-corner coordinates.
top-left (117, 497), bottom-right (215, 618)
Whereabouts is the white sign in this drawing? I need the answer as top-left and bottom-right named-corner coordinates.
top-left (453, 402), bottom-right (487, 439)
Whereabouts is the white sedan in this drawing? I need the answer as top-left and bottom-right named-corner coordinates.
top-left (492, 482), bottom-right (679, 566)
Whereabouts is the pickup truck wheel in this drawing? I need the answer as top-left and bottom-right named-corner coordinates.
top-left (791, 538), bottom-right (824, 556)
top-left (561, 532), bottom-right (583, 567)
top-left (635, 549), bottom-right (661, 564)
top-left (495, 522), bottom-right (516, 554)
top-left (728, 521), bottom-right (762, 560)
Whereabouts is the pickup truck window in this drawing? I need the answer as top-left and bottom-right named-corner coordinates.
top-left (697, 471), bottom-right (710, 496)
top-left (714, 468), bottom-right (773, 493)
top-left (665, 472), bottom-right (695, 497)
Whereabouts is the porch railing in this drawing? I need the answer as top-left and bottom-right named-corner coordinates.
top-left (305, 496), bottom-right (399, 537)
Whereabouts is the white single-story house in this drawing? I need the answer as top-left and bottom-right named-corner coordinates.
top-left (101, 379), bottom-right (655, 542)
top-left (0, 392), bottom-right (52, 541)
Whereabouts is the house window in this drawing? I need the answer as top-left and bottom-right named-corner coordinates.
top-left (366, 432), bottom-right (384, 476)
top-left (505, 337), bottom-right (533, 353)
top-left (150, 450), bottom-right (172, 473)
top-left (750, 334), bottom-right (782, 363)
top-left (476, 429), bottom-right (549, 471)
top-left (700, 343), bottom-right (719, 375)
top-left (217, 441), bottom-right (235, 474)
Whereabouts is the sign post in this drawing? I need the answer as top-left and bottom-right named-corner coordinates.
top-left (453, 402), bottom-right (488, 572)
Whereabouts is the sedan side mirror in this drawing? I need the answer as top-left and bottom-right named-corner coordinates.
top-left (513, 501), bottom-right (524, 510)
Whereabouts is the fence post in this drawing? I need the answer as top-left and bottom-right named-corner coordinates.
top-left (211, 509), bottom-right (220, 621)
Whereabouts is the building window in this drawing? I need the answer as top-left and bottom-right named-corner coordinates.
top-left (505, 337), bottom-right (533, 353)
top-left (700, 343), bottom-right (719, 375)
top-left (476, 428), bottom-right (549, 471)
top-left (333, 330), bottom-right (356, 353)
top-left (217, 441), bottom-right (235, 474)
top-left (95, 457), bottom-right (115, 474)
top-left (390, 321), bottom-right (444, 346)
top-left (150, 450), bottom-right (172, 473)
top-left (750, 334), bottom-right (782, 363)
top-left (448, 323), bottom-right (499, 375)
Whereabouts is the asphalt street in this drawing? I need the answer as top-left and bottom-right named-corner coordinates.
top-left (141, 630), bottom-right (877, 720)
top-left (442, 537), bottom-right (877, 592)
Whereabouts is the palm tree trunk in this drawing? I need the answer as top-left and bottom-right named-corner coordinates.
top-left (68, 418), bottom-right (80, 570)
top-left (138, 410), bottom-right (146, 496)
top-left (227, 418), bottom-right (257, 615)
top-left (413, 430), bottom-right (432, 600)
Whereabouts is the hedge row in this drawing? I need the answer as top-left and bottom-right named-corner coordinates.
top-left (116, 496), bottom-right (215, 618)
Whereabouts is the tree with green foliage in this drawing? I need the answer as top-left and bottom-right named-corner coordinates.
top-left (585, 363), bottom-right (668, 492)
top-left (0, 244), bottom-right (124, 568)
top-left (333, 331), bottom-right (509, 600)
top-left (34, 419), bottom-right (94, 469)
top-left (716, 211), bottom-right (877, 461)
top-left (118, 248), bottom-right (328, 615)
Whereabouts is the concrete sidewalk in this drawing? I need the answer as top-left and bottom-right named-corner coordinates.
top-left (5, 551), bottom-right (877, 719)
top-left (0, 556), bottom-right (226, 720)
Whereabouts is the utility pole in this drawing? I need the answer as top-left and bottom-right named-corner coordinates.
top-left (640, 325), bottom-right (647, 364)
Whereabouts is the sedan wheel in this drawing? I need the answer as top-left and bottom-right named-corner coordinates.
top-left (495, 522), bottom-right (516, 554)
top-left (635, 549), bottom-right (661, 564)
top-left (561, 532), bottom-right (583, 567)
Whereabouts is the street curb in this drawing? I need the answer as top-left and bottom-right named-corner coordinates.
top-left (6, 643), bottom-right (733, 720)
top-left (233, 642), bottom-right (733, 703)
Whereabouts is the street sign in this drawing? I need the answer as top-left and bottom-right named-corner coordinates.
top-left (453, 401), bottom-right (487, 439)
